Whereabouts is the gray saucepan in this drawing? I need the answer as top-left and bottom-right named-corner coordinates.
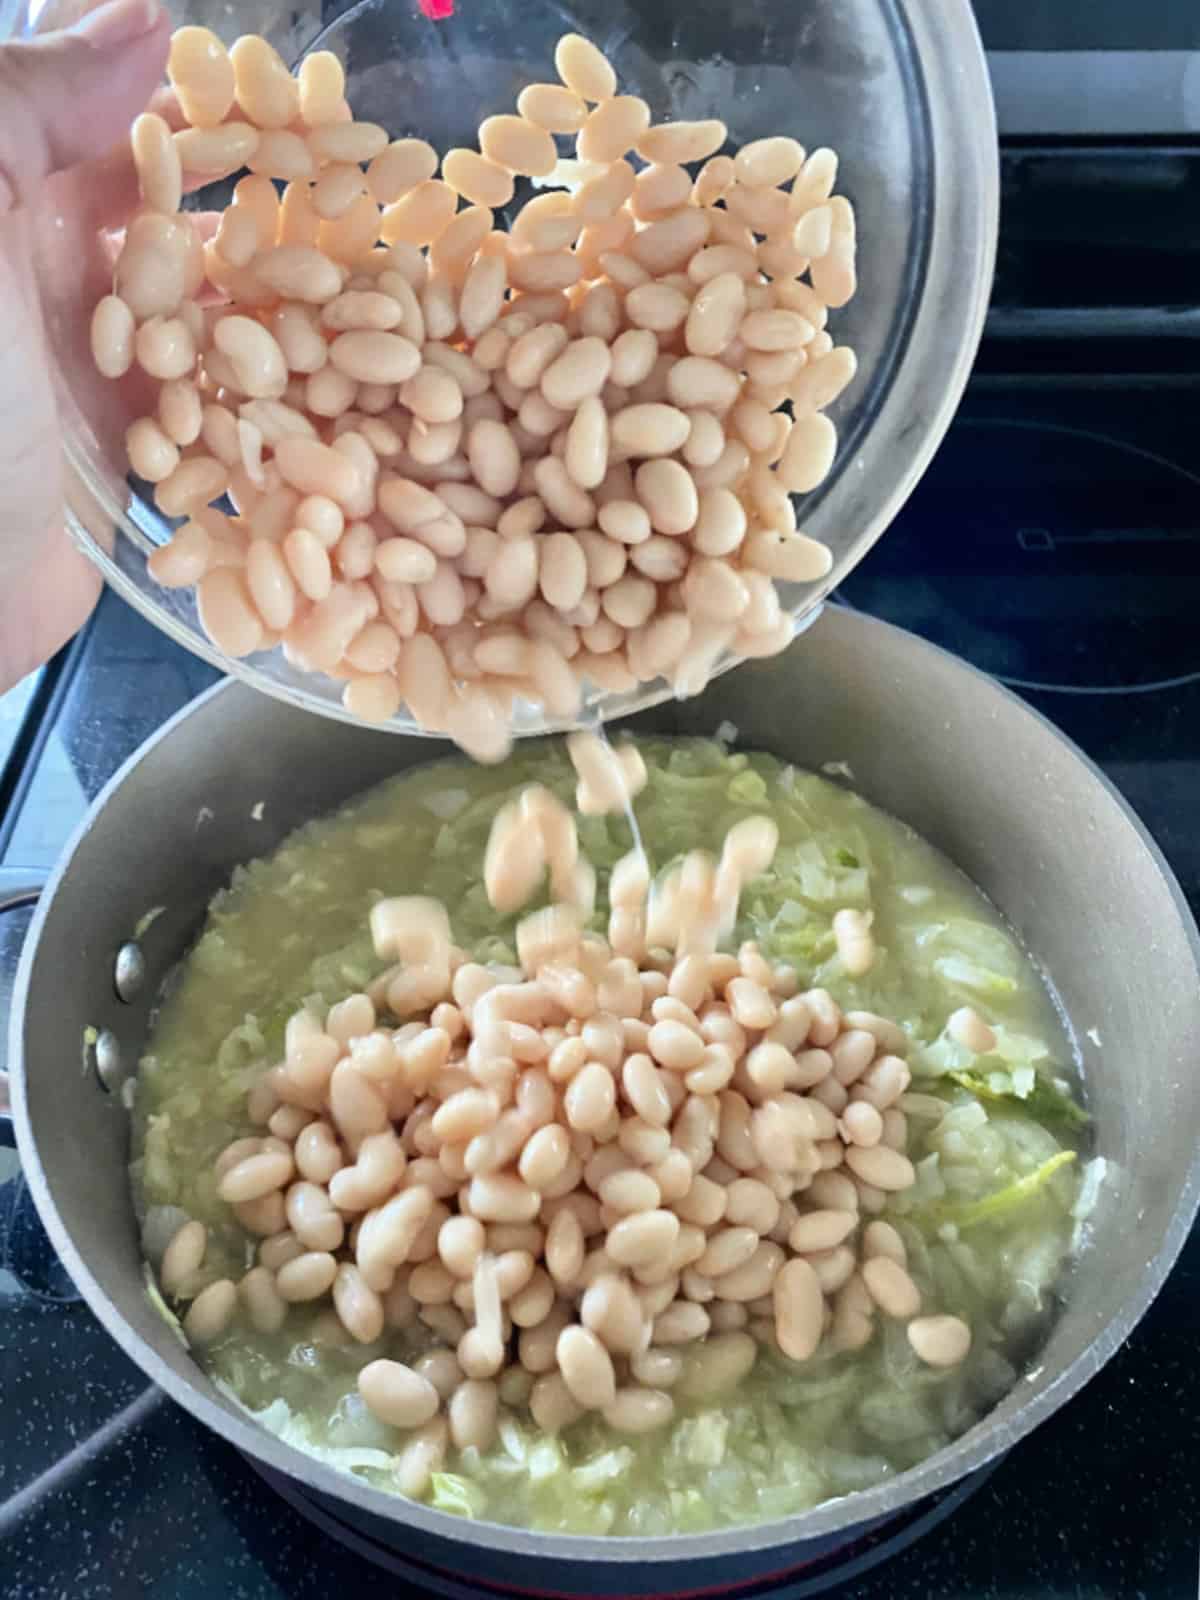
top-left (4, 607), bottom-right (1199, 1596)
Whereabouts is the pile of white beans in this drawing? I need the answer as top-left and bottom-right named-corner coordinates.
top-left (92, 26), bottom-right (856, 758)
top-left (159, 736), bottom-right (973, 1496)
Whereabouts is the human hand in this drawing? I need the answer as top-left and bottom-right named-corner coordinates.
top-left (0, 0), bottom-right (170, 690)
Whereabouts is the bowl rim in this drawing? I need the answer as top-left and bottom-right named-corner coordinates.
top-left (52, 0), bottom-right (1000, 738)
top-left (11, 605), bottom-right (1200, 1568)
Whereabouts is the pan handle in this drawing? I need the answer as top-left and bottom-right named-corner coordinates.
top-left (0, 868), bottom-right (48, 1140)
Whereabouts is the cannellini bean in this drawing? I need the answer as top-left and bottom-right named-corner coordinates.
top-left (829, 1281), bottom-right (874, 1353)
top-left (736, 135), bottom-right (805, 188)
top-left (330, 332), bottom-right (421, 385)
top-left (183, 1279), bottom-right (236, 1345)
top-left (827, 1033), bottom-right (872, 1092)
top-left (861, 1256), bottom-right (922, 1319)
top-left (479, 116), bottom-right (557, 177)
top-left (195, 569), bottom-right (260, 656)
top-left (468, 419), bottom-right (521, 498)
top-left (541, 337), bottom-right (612, 411)
top-left (676, 1331), bottom-right (757, 1398)
top-left (711, 1240), bottom-right (783, 1301)
top-left (245, 540), bottom-right (297, 632)
top-left (154, 456), bottom-right (229, 519)
top-left (258, 1231), bottom-right (305, 1273)
top-left (227, 1172), bottom-right (284, 1223)
top-left (438, 149), bottom-right (512, 213)
top-left (633, 163), bottom-right (693, 223)
top-left (91, 296), bottom-right (136, 379)
top-left (250, 130), bottom-right (315, 183)
top-left (367, 138), bottom-right (438, 204)
top-left (844, 1011), bottom-right (908, 1057)
top-left (275, 438), bottom-right (362, 505)
top-left (161, 1220), bottom-right (207, 1297)
top-left (611, 404), bottom-right (690, 458)
top-left (358, 1359), bottom-right (440, 1427)
top-left (579, 97), bottom-right (651, 165)
top-left (507, 323), bottom-right (569, 389)
top-left (564, 397), bottom-right (609, 491)
top-left (132, 112), bottom-right (182, 214)
top-left (907, 1315), bottom-right (972, 1367)
top-left (332, 1263), bottom-right (385, 1343)
top-left (581, 1273), bottom-right (643, 1354)
top-left (773, 1257), bottom-right (823, 1360)
top-left (126, 418), bottom-right (180, 485)
top-left (947, 1007), bottom-right (997, 1053)
top-left (811, 195), bottom-right (857, 307)
top-left (230, 34), bottom-right (297, 128)
top-left (789, 1209), bottom-right (857, 1255)
top-left (686, 272), bottom-right (746, 358)
top-left (790, 345), bottom-right (858, 417)
top-left (556, 1324), bottom-right (617, 1408)
top-left (115, 214), bottom-right (193, 322)
top-left (743, 530), bottom-right (833, 585)
top-left (862, 1221), bottom-right (907, 1269)
top-left (308, 120), bottom-right (389, 164)
top-left (603, 1386), bottom-right (674, 1433)
top-left (238, 1266), bottom-right (287, 1334)
top-left (297, 50), bottom-right (345, 124)
top-left (412, 1353), bottom-right (463, 1406)
top-left (779, 413), bottom-right (838, 495)
top-left (840, 1100), bottom-right (884, 1148)
top-left (381, 180), bottom-right (458, 247)
top-left (629, 208), bottom-right (711, 275)
top-left (467, 1173), bottom-right (540, 1224)
top-left (854, 1053), bottom-right (912, 1111)
top-left (637, 120), bottom-right (726, 164)
top-left (564, 1061), bottom-right (616, 1133)
top-left (394, 1417), bottom-right (449, 1496)
top-left (529, 1371), bottom-right (584, 1433)
top-left (665, 355), bottom-right (741, 413)
top-left (634, 460), bottom-right (698, 536)
top-left (518, 1124), bottom-right (571, 1193)
top-left (555, 34), bottom-right (616, 100)
top-left (174, 121), bottom-right (259, 177)
top-left (167, 26), bottom-right (235, 127)
top-left (212, 316), bottom-right (286, 401)
top-left (832, 908), bottom-right (876, 977)
top-left (696, 1226), bottom-right (759, 1280)
top-left (844, 1144), bottom-right (915, 1191)
top-left (517, 83), bottom-right (588, 132)
top-left (276, 1250), bottom-right (339, 1302)
top-left (607, 1209), bottom-right (679, 1268)
top-left (448, 1378), bottom-right (500, 1451)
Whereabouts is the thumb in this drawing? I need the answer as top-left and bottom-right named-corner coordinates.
top-left (0, 0), bottom-right (170, 213)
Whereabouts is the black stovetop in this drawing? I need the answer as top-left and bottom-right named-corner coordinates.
top-left (3, 14), bottom-right (1200, 1597)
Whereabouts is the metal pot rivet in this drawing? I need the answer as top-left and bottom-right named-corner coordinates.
top-left (92, 1030), bottom-right (125, 1094)
top-left (114, 943), bottom-right (145, 1003)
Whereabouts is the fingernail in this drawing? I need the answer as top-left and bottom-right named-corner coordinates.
top-left (73, 0), bottom-right (162, 49)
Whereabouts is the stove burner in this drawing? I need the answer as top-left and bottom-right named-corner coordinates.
top-left (246, 1458), bottom-right (997, 1599)
top-left (838, 417), bottom-right (1200, 693)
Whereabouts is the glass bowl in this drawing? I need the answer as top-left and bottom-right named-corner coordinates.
top-left (15, 0), bottom-right (996, 737)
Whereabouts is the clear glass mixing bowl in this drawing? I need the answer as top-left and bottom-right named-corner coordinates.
top-left (13, 0), bottom-right (996, 736)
